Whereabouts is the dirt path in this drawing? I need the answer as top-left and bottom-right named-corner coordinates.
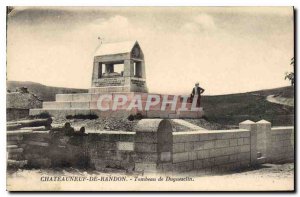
top-left (7, 163), bottom-right (294, 191)
top-left (266, 95), bottom-right (294, 107)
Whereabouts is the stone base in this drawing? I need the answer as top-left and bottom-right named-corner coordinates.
top-left (29, 92), bottom-right (205, 119)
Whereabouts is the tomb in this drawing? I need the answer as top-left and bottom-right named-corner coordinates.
top-left (30, 40), bottom-right (204, 119)
top-left (91, 41), bottom-right (148, 93)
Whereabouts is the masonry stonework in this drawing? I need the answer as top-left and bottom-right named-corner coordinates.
top-left (7, 119), bottom-right (294, 174)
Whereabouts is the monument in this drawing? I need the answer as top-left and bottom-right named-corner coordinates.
top-left (30, 40), bottom-right (204, 119)
top-left (91, 40), bottom-right (148, 93)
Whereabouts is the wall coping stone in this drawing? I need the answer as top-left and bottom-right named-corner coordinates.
top-left (173, 129), bottom-right (248, 135)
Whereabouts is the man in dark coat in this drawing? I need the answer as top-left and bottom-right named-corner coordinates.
top-left (191, 82), bottom-right (205, 107)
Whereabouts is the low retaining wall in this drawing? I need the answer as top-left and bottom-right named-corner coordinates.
top-left (7, 119), bottom-right (294, 174)
top-left (267, 126), bottom-right (294, 163)
top-left (171, 129), bottom-right (252, 174)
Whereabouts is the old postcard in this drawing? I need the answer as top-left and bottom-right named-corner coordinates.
top-left (6, 6), bottom-right (294, 191)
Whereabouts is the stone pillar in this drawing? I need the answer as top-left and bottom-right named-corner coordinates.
top-left (239, 120), bottom-right (257, 166)
top-left (141, 61), bottom-right (146, 79)
top-left (124, 60), bottom-right (134, 77)
top-left (256, 120), bottom-right (271, 158)
top-left (134, 119), bottom-right (173, 173)
top-left (135, 62), bottom-right (142, 77)
top-left (91, 61), bottom-right (99, 86)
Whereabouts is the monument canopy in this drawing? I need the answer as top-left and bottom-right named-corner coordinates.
top-left (95, 40), bottom-right (139, 57)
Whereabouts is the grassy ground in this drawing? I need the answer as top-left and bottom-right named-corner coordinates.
top-left (202, 86), bottom-right (294, 127)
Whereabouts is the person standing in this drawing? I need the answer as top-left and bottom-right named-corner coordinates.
top-left (191, 82), bottom-right (205, 107)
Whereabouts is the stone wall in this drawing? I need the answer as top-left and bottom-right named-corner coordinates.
top-left (171, 129), bottom-right (252, 175)
top-left (87, 131), bottom-right (136, 172)
top-left (266, 126), bottom-right (294, 163)
top-left (7, 119), bottom-right (294, 174)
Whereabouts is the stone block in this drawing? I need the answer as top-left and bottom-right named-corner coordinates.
top-left (229, 154), bottom-right (238, 162)
top-left (160, 152), bottom-right (171, 162)
top-left (72, 94), bottom-right (92, 102)
top-left (168, 113), bottom-right (179, 119)
top-left (203, 141), bottom-right (215, 149)
top-left (188, 152), bottom-right (197, 160)
top-left (135, 153), bottom-right (158, 163)
top-left (119, 134), bottom-right (135, 142)
top-left (70, 102), bottom-right (90, 109)
top-left (172, 143), bottom-right (185, 153)
top-left (7, 147), bottom-right (23, 153)
top-left (25, 141), bottom-right (49, 147)
top-left (229, 139), bottom-right (238, 146)
top-left (173, 152), bottom-right (189, 163)
top-left (173, 134), bottom-right (199, 143)
top-left (55, 94), bottom-right (73, 102)
top-left (43, 102), bottom-right (71, 109)
top-left (173, 161), bottom-right (193, 172)
top-left (237, 138), bottom-right (244, 145)
top-left (215, 139), bottom-right (229, 148)
top-left (135, 143), bottom-right (157, 153)
top-left (196, 150), bottom-right (210, 159)
top-left (198, 133), bottom-right (217, 141)
top-left (240, 145), bottom-right (250, 153)
top-left (202, 158), bottom-right (215, 168)
top-left (243, 138), bottom-right (250, 145)
top-left (238, 152), bottom-right (251, 161)
top-left (117, 142), bottom-right (134, 151)
top-left (216, 132), bottom-right (235, 139)
top-left (194, 160), bottom-right (203, 169)
top-left (7, 135), bottom-right (23, 141)
top-left (135, 132), bottom-right (157, 143)
top-left (184, 142), bottom-right (194, 152)
top-left (135, 162), bottom-right (157, 172)
top-left (214, 155), bottom-right (230, 165)
top-left (103, 142), bottom-right (117, 150)
top-left (193, 141), bottom-right (204, 150)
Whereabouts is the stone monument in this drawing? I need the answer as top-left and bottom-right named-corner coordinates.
top-left (30, 40), bottom-right (204, 119)
top-left (90, 41), bottom-right (148, 93)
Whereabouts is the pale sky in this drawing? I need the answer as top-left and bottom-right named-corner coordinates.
top-left (7, 7), bottom-right (294, 95)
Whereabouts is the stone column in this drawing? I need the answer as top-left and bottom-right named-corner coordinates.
top-left (123, 60), bottom-right (134, 77)
top-left (141, 61), bottom-right (146, 79)
top-left (239, 120), bottom-right (257, 166)
top-left (91, 61), bottom-right (99, 86)
top-left (256, 120), bottom-right (271, 158)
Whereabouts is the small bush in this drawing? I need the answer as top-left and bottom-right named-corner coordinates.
top-left (65, 114), bottom-right (98, 120)
top-left (127, 115), bottom-right (135, 121)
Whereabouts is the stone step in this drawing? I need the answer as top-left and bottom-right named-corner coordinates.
top-left (7, 145), bottom-right (19, 149)
top-left (55, 92), bottom-right (192, 102)
top-left (7, 160), bottom-right (28, 168)
top-left (7, 147), bottom-right (23, 153)
top-left (7, 152), bottom-right (24, 160)
top-left (43, 100), bottom-right (202, 111)
top-left (30, 108), bottom-right (204, 119)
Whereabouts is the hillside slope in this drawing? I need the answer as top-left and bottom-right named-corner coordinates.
top-left (7, 81), bottom-right (294, 126)
top-left (202, 86), bottom-right (294, 126)
top-left (7, 81), bottom-right (88, 101)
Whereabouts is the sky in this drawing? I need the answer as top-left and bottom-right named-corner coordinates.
top-left (7, 7), bottom-right (294, 95)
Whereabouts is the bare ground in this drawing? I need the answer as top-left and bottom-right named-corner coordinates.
top-left (7, 163), bottom-right (294, 191)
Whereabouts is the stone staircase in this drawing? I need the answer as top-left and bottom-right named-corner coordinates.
top-left (30, 92), bottom-right (204, 119)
